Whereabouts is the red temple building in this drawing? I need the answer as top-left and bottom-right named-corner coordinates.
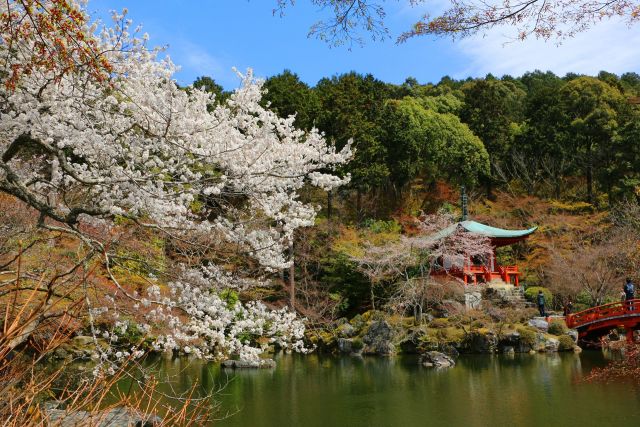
top-left (434, 220), bottom-right (537, 286)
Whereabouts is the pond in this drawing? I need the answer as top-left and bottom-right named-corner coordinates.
top-left (118, 352), bottom-right (640, 427)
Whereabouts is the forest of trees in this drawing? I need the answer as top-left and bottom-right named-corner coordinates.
top-left (224, 69), bottom-right (640, 317)
top-left (197, 69), bottom-right (640, 219)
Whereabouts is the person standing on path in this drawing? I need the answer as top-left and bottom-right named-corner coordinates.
top-left (563, 300), bottom-right (573, 317)
top-left (537, 290), bottom-right (547, 317)
top-left (624, 278), bottom-right (635, 311)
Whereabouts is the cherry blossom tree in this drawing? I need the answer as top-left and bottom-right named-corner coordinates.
top-left (1, 0), bottom-right (351, 364)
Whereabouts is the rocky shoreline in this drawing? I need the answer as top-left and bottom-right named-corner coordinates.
top-left (49, 311), bottom-right (581, 371)
top-left (308, 311), bottom-right (581, 364)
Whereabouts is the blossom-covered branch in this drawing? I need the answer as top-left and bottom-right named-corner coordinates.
top-left (1, 0), bottom-right (352, 364)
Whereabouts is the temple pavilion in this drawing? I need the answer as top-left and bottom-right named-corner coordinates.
top-left (433, 220), bottom-right (537, 286)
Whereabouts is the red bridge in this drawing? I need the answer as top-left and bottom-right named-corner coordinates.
top-left (566, 299), bottom-right (640, 343)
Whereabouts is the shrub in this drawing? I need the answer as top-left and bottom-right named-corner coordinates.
top-left (558, 335), bottom-right (576, 351)
top-left (524, 286), bottom-right (553, 307)
top-left (220, 289), bottom-right (239, 308)
top-left (516, 326), bottom-right (537, 348)
top-left (548, 321), bottom-right (568, 336)
top-left (351, 338), bottom-right (364, 351)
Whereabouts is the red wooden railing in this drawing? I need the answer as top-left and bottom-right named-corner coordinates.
top-left (566, 299), bottom-right (640, 329)
top-left (462, 264), bottom-right (520, 285)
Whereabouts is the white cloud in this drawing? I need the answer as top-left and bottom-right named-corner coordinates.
top-left (164, 39), bottom-right (241, 89)
top-left (454, 19), bottom-right (640, 77)
top-left (173, 39), bottom-right (224, 76)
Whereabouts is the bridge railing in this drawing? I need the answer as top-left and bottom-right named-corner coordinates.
top-left (566, 299), bottom-right (640, 329)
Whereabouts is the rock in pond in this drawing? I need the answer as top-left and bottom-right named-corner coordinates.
top-left (44, 403), bottom-right (162, 427)
top-left (465, 331), bottom-right (498, 353)
top-left (421, 351), bottom-right (455, 368)
top-left (567, 329), bottom-right (579, 343)
top-left (222, 359), bottom-right (276, 369)
top-left (362, 320), bottom-right (395, 356)
top-left (502, 346), bottom-right (515, 355)
top-left (535, 334), bottom-right (559, 352)
top-left (336, 338), bottom-right (363, 355)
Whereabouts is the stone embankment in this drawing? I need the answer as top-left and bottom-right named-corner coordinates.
top-left (308, 311), bottom-right (581, 362)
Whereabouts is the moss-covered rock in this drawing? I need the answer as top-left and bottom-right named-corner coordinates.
top-left (336, 322), bottom-right (357, 338)
top-left (463, 330), bottom-right (498, 353)
top-left (516, 326), bottom-right (537, 351)
top-left (362, 320), bottom-right (396, 355)
top-left (558, 334), bottom-right (576, 351)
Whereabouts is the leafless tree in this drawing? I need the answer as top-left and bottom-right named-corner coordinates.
top-left (350, 214), bottom-right (492, 321)
top-left (547, 232), bottom-right (635, 306)
top-left (275, 0), bottom-right (640, 45)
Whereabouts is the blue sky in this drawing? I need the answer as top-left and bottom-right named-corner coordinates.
top-left (90, 1), bottom-right (640, 90)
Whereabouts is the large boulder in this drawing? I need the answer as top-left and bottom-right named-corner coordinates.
top-left (544, 336), bottom-right (560, 352)
top-left (398, 328), bottom-right (427, 354)
top-left (567, 329), bottom-right (579, 343)
top-left (534, 334), bottom-right (559, 352)
top-left (336, 338), bottom-right (363, 355)
top-left (336, 323), bottom-right (357, 338)
top-left (528, 318), bottom-right (549, 331)
top-left (464, 331), bottom-right (498, 353)
top-left (337, 338), bottom-right (353, 353)
top-left (499, 330), bottom-right (536, 353)
top-left (421, 351), bottom-right (455, 368)
top-left (362, 320), bottom-right (396, 356)
top-left (502, 346), bottom-right (515, 355)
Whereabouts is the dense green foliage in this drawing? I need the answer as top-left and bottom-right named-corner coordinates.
top-left (195, 69), bottom-right (640, 217)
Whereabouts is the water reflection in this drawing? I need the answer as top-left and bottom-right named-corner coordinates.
top-left (135, 352), bottom-right (639, 427)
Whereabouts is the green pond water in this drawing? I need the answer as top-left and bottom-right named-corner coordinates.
top-left (118, 352), bottom-right (639, 427)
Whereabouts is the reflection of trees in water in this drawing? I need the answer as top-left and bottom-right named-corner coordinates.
top-left (103, 353), bottom-right (640, 427)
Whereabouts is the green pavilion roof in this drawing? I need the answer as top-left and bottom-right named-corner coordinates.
top-left (459, 220), bottom-right (537, 238)
top-left (433, 220), bottom-right (537, 243)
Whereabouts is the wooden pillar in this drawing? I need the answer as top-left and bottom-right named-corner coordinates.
top-left (626, 328), bottom-right (635, 343)
top-left (491, 249), bottom-right (496, 272)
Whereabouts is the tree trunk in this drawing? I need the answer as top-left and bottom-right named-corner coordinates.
top-left (327, 190), bottom-right (333, 219)
top-left (370, 283), bottom-right (375, 311)
top-left (356, 188), bottom-right (362, 222)
top-left (414, 304), bottom-right (422, 324)
top-left (289, 241), bottom-right (295, 310)
top-left (586, 141), bottom-right (594, 205)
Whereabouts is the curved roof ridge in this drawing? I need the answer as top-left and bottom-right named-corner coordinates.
top-left (459, 220), bottom-right (538, 238)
